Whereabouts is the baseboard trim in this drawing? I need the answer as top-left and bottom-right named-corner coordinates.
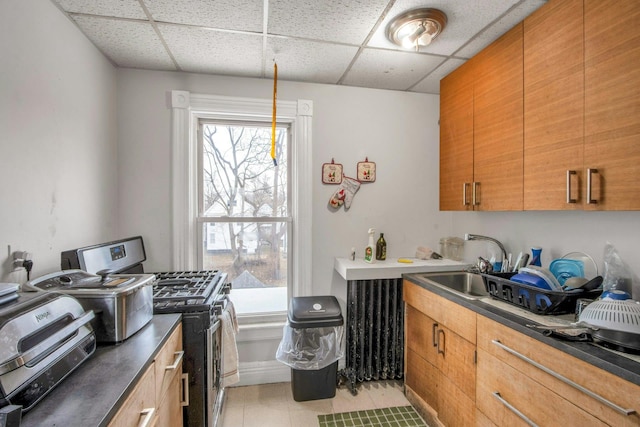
top-left (235, 360), bottom-right (291, 386)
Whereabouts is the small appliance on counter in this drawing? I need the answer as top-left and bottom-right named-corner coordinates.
top-left (26, 270), bottom-right (154, 343)
top-left (0, 290), bottom-right (96, 412)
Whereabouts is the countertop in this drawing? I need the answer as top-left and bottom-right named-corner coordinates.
top-left (21, 313), bottom-right (182, 427)
top-left (334, 257), bottom-right (468, 281)
top-left (403, 273), bottom-right (640, 388)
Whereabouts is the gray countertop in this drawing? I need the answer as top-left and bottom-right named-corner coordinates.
top-left (21, 313), bottom-right (182, 427)
top-left (403, 273), bottom-right (640, 387)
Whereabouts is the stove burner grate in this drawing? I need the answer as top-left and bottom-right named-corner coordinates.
top-left (152, 270), bottom-right (223, 303)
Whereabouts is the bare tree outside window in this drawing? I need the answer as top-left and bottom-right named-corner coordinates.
top-left (199, 121), bottom-right (289, 290)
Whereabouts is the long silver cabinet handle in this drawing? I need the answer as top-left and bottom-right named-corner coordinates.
top-left (492, 392), bottom-right (538, 427)
top-left (587, 168), bottom-right (598, 204)
top-left (566, 170), bottom-right (577, 203)
top-left (472, 182), bottom-right (479, 206)
top-left (463, 183), bottom-right (470, 206)
top-left (166, 350), bottom-right (185, 371)
top-left (138, 408), bottom-right (155, 427)
top-left (181, 373), bottom-right (190, 407)
top-left (492, 339), bottom-right (636, 416)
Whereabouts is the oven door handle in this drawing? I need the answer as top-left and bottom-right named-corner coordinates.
top-left (0, 310), bottom-right (95, 375)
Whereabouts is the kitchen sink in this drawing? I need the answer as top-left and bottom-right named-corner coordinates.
top-left (413, 271), bottom-right (489, 300)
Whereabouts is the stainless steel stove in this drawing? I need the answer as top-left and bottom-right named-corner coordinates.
top-left (61, 237), bottom-right (232, 427)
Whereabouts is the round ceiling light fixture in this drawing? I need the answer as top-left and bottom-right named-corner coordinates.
top-left (386, 8), bottom-right (447, 51)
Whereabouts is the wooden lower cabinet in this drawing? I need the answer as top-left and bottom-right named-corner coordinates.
top-left (404, 281), bottom-right (477, 426)
top-left (476, 315), bottom-right (640, 426)
top-left (109, 362), bottom-right (157, 427)
top-left (108, 324), bottom-right (185, 427)
top-left (403, 279), bottom-right (640, 427)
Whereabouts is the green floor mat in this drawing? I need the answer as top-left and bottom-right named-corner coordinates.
top-left (318, 405), bottom-right (427, 427)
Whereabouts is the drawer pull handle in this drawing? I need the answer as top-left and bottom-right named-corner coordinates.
top-left (492, 392), bottom-right (538, 427)
top-left (138, 407), bottom-right (155, 427)
top-left (181, 373), bottom-right (190, 407)
top-left (492, 340), bottom-right (636, 416)
top-left (166, 350), bottom-right (184, 371)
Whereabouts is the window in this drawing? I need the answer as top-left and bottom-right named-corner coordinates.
top-left (198, 121), bottom-right (290, 315)
top-left (170, 92), bottom-right (312, 323)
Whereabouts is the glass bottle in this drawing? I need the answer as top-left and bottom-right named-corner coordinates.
top-left (376, 233), bottom-right (387, 261)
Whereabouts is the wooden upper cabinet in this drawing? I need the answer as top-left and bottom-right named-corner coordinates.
top-left (584, 0), bottom-right (640, 210)
top-left (473, 23), bottom-right (524, 211)
top-left (524, 0), bottom-right (584, 210)
top-left (440, 59), bottom-right (474, 211)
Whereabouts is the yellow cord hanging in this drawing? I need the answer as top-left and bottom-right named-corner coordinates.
top-left (271, 62), bottom-right (278, 166)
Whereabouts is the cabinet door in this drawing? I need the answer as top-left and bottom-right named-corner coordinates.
top-left (440, 60), bottom-right (474, 211)
top-left (474, 23), bottom-right (524, 211)
top-left (523, 0), bottom-right (584, 210)
top-left (156, 364), bottom-right (184, 427)
top-left (406, 305), bottom-right (476, 400)
top-left (584, 0), bottom-right (640, 210)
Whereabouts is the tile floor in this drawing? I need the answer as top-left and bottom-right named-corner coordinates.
top-left (220, 380), bottom-right (414, 427)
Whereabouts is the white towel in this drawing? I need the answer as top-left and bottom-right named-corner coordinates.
top-left (221, 299), bottom-right (240, 387)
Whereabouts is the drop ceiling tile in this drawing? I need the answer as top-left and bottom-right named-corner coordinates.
top-left (53, 0), bottom-right (147, 19)
top-left (456, 0), bottom-right (547, 57)
top-left (265, 37), bottom-right (359, 84)
top-left (159, 24), bottom-right (263, 76)
top-left (144, 0), bottom-right (263, 32)
top-left (342, 48), bottom-right (445, 91)
top-left (410, 58), bottom-right (467, 94)
top-left (269, 0), bottom-right (389, 45)
top-left (72, 16), bottom-right (176, 70)
top-left (368, 0), bottom-right (521, 56)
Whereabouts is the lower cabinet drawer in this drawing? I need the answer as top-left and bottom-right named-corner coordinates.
top-left (477, 349), bottom-right (605, 427)
top-left (108, 362), bottom-right (157, 427)
top-left (477, 316), bottom-right (640, 426)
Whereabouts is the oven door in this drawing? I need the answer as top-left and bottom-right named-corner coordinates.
top-left (206, 318), bottom-right (223, 427)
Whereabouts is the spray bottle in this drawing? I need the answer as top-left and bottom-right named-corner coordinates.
top-left (364, 228), bottom-right (375, 263)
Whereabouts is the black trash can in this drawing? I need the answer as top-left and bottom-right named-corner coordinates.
top-left (279, 296), bottom-right (344, 402)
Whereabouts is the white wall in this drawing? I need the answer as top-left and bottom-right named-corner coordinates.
top-left (116, 69), bottom-right (452, 289)
top-left (0, 0), bottom-right (119, 282)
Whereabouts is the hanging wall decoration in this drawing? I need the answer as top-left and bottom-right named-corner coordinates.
top-left (322, 158), bottom-right (343, 184)
top-left (357, 157), bottom-right (376, 182)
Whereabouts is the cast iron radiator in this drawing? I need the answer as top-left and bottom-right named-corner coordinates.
top-left (340, 278), bottom-right (404, 394)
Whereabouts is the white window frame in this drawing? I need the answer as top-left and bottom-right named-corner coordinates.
top-left (170, 91), bottom-right (313, 322)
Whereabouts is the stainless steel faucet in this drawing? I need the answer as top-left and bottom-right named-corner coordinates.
top-left (464, 233), bottom-right (508, 271)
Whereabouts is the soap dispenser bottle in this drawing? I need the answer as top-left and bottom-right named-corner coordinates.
top-left (364, 228), bottom-right (375, 263)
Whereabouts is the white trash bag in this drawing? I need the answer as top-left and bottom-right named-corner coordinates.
top-left (276, 323), bottom-right (344, 370)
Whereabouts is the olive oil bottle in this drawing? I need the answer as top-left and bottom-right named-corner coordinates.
top-left (376, 233), bottom-right (387, 261)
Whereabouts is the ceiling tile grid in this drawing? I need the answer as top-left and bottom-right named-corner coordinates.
top-left (266, 37), bottom-right (360, 84)
top-left (343, 48), bottom-right (446, 91)
top-left (72, 15), bottom-right (176, 70)
top-left (51, 0), bottom-right (548, 94)
top-left (160, 25), bottom-right (263, 76)
top-left (145, 0), bottom-right (264, 32)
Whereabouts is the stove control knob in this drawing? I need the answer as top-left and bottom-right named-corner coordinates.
top-left (59, 275), bottom-right (72, 285)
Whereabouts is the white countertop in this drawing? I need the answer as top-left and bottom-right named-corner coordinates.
top-left (334, 257), bottom-right (469, 281)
